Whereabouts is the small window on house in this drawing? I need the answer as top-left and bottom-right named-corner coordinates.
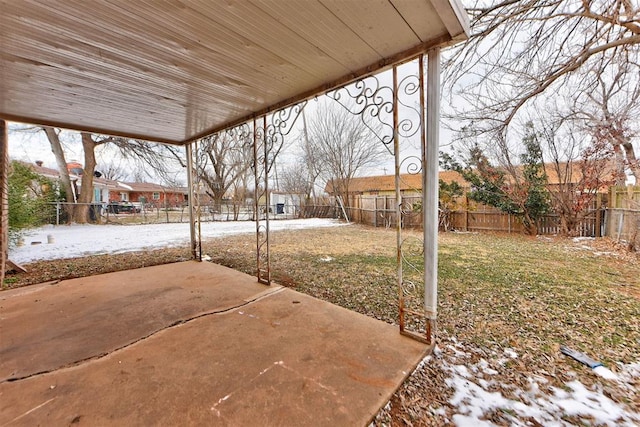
top-left (153, 192), bottom-right (160, 200)
top-left (120, 192), bottom-right (128, 201)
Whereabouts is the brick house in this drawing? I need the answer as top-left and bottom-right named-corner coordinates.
top-left (113, 182), bottom-right (187, 208)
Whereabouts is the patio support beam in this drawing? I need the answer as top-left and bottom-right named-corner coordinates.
top-left (1, 120), bottom-right (7, 285)
top-left (424, 48), bottom-right (441, 341)
top-left (186, 142), bottom-right (200, 261)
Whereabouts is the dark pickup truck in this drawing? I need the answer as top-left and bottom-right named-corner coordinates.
top-left (107, 202), bottom-right (141, 214)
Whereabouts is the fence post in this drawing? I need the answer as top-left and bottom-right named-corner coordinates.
top-left (617, 210), bottom-right (625, 241)
top-left (373, 197), bottom-right (377, 228)
top-left (463, 193), bottom-right (469, 231)
top-left (609, 186), bottom-right (616, 209)
top-left (595, 193), bottom-right (602, 238)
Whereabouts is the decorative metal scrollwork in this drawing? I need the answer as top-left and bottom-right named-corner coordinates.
top-left (396, 74), bottom-right (422, 140)
top-left (252, 102), bottom-right (307, 285)
top-left (327, 57), bottom-right (432, 344)
top-left (395, 60), bottom-right (429, 343)
top-left (329, 76), bottom-right (394, 152)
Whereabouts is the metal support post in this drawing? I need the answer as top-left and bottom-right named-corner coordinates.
top-left (186, 142), bottom-right (201, 261)
top-left (424, 49), bottom-right (441, 341)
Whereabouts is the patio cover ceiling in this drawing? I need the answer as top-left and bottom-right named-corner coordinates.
top-left (0, 0), bottom-right (469, 145)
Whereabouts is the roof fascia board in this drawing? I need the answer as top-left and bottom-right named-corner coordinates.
top-left (1, 114), bottom-right (181, 146)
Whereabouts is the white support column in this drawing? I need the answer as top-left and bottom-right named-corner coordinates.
top-left (186, 142), bottom-right (199, 261)
top-left (1, 120), bottom-right (8, 285)
top-left (424, 49), bottom-right (441, 327)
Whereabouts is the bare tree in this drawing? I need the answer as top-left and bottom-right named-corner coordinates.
top-left (41, 128), bottom-right (185, 223)
top-left (110, 139), bottom-right (185, 187)
top-left (445, 0), bottom-right (640, 166)
top-left (280, 162), bottom-right (314, 207)
top-left (536, 114), bottom-right (621, 235)
top-left (301, 109), bottom-right (323, 201)
top-left (99, 160), bottom-right (129, 181)
top-left (306, 102), bottom-right (385, 206)
top-left (572, 55), bottom-right (640, 183)
top-left (197, 131), bottom-right (253, 209)
top-left (42, 127), bottom-right (126, 223)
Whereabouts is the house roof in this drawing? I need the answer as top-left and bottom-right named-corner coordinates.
top-left (327, 160), bottom-right (622, 195)
top-left (15, 161), bottom-right (63, 181)
top-left (326, 170), bottom-right (467, 194)
top-left (542, 160), bottom-right (621, 188)
top-left (120, 182), bottom-right (188, 194)
top-left (0, 1), bottom-right (469, 145)
top-left (15, 160), bottom-right (186, 193)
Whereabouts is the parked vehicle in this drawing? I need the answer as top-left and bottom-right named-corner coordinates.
top-left (107, 201), bottom-right (141, 214)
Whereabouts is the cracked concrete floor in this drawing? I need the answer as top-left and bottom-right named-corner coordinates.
top-left (0, 261), bottom-right (426, 426)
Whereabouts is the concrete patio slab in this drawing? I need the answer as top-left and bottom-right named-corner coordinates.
top-left (0, 262), bottom-right (427, 426)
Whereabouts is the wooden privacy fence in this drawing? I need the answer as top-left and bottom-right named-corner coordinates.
top-left (447, 209), bottom-right (602, 237)
top-left (344, 195), bottom-right (607, 237)
top-left (609, 185), bottom-right (640, 209)
top-left (605, 208), bottom-right (640, 244)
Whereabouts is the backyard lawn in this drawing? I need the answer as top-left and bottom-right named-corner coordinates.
top-left (4, 224), bottom-right (640, 425)
top-left (203, 226), bottom-right (640, 425)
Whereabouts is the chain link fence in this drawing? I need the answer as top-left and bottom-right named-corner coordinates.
top-left (44, 201), bottom-right (327, 225)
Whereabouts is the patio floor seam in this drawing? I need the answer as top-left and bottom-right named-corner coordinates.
top-left (1, 285), bottom-right (286, 384)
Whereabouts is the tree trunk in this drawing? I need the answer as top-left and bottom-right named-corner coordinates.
top-left (44, 127), bottom-right (75, 221)
top-left (612, 143), bottom-right (627, 186)
top-left (621, 138), bottom-right (640, 184)
top-left (73, 133), bottom-right (98, 223)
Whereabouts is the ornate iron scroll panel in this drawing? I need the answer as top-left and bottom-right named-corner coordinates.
top-left (186, 141), bottom-right (202, 261)
top-left (252, 102), bottom-right (308, 285)
top-left (253, 117), bottom-right (270, 285)
top-left (329, 55), bottom-right (434, 344)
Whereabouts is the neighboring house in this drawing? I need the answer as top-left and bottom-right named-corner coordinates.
top-left (21, 160), bottom-right (187, 208)
top-left (270, 191), bottom-right (300, 215)
top-left (254, 191), bottom-right (301, 215)
top-left (325, 171), bottom-right (467, 197)
top-left (114, 182), bottom-right (188, 208)
top-left (329, 161), bottom-right (621, 198)
top-left (28, 160), bottom-right (61, 181)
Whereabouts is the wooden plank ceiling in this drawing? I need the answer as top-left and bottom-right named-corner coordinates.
top-left (0, 0), bottom-right (468, 145)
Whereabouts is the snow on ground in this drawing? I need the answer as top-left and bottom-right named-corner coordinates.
top-left (9, 218), bottom-right (347, 263)
top-left (432, 340), bottom-right (640, 427)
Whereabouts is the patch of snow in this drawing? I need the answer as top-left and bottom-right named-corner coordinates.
top-left (9, 219), bottom-right (347, 263)
top-left (476, 359), bottom-right (498, 376)
top-left (503, 348), bottom-right (518, 359)
top-left (550, 381), bottom-right (631, 426)
top-left (573, 237), bottom-right (595, 242)
top-left (319, 256), bottom-right (333, 262)
top-left (593, 366), bottom-right (618, 380)
top-left (442, 345), bottom-right (640, 427)
top-left (453, 364), bottom-right (471, 378)
top-left (593, 251), bottom-right (616, 257)
top-left (446, 344), bottom-right (469, 358)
